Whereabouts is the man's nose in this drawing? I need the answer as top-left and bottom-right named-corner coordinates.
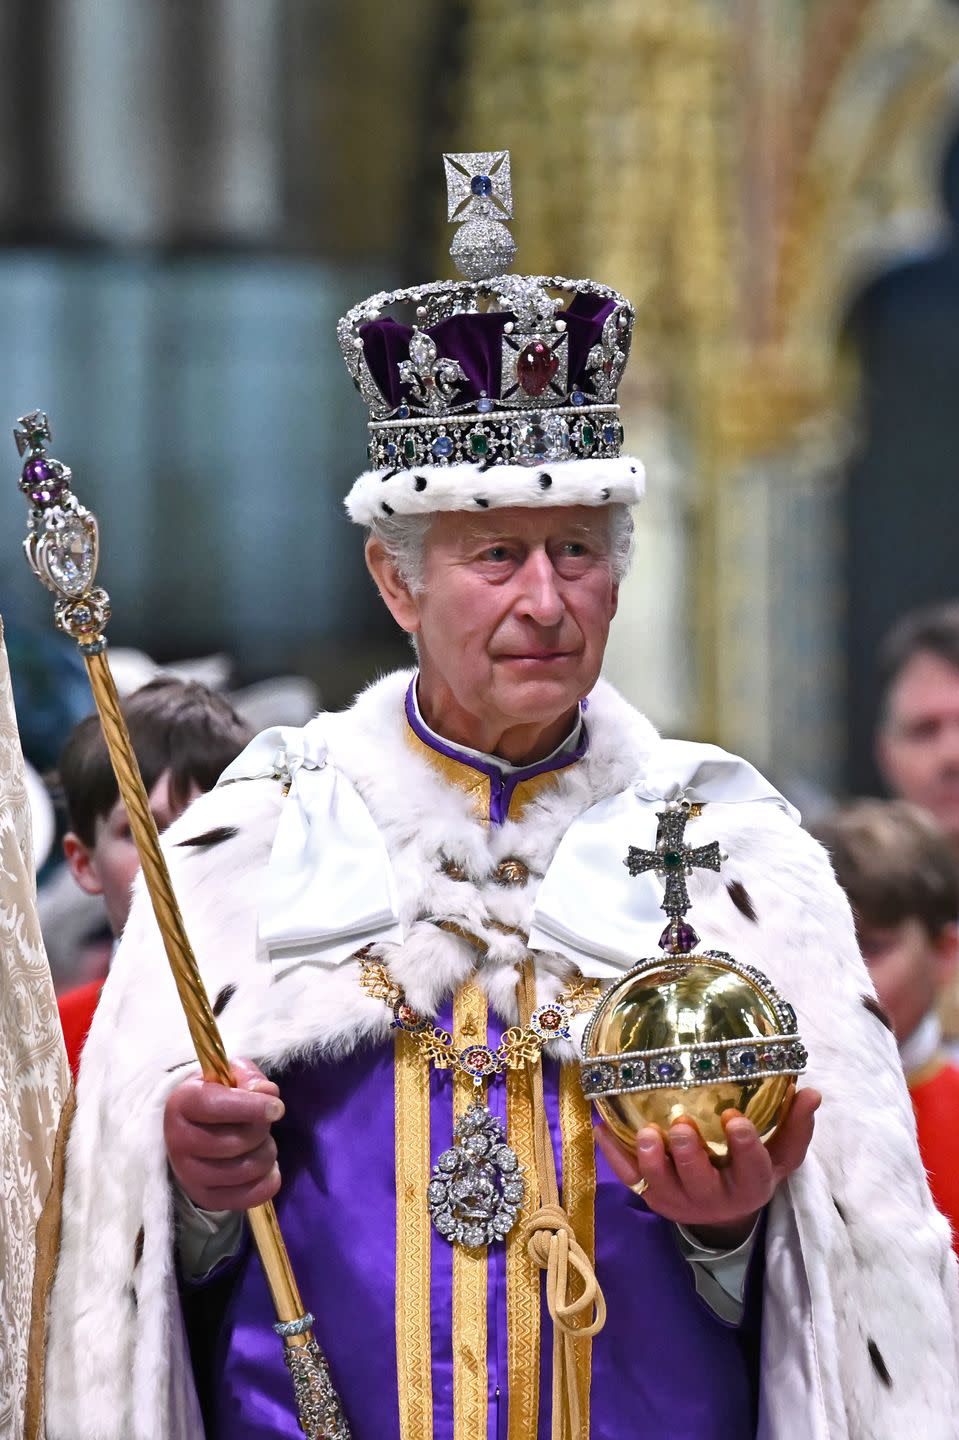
top-left (517, 549), bottom-right (565, 626)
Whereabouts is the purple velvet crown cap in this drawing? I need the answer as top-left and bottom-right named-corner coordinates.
top-left (360, 292), bottom-right (616, 410)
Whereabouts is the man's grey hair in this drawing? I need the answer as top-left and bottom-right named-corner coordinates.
top-left (367, 504), bottom-right (635, 595)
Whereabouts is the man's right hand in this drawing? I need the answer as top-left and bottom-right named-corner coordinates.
top-left (164, 1057), bottom-right (285, 1212)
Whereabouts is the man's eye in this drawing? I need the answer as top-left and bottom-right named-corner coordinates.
top-left (857, 932), bottom-right (893, 960)
top-left (554, 541), bottom-right (596, 566)
top-left (905, 720), bottom-right (939, 742)
top-left (481, 546), bottom-right (511, 562)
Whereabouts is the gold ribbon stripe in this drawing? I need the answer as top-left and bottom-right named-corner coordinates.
top-left (395, 1031), bottom-right (434, 1440)
top-left (452, 982), bottom-right (489, 1440)
top-left (506, 1066), bottom-right (541, 1440)
top-left (559, 1063), bottom-right (598, 1440)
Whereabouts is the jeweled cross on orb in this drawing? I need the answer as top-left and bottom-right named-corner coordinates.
top-left (624, 800), bottom-right (722, 952)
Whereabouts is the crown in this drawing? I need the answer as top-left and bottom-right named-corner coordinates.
top-left (339, 150), bottom-right (644, 525)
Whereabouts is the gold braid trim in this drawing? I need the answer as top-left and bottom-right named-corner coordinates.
top-left (452, 983), bottom-right (489, 1440)
top-left (506, 1066), bottom-right (541, 1440)
top-left (394, 1031), bottom-right (434, 1440)
top-left (559, 1064), bottom-right (598, 1440)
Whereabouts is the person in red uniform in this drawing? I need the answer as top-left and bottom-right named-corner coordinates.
top-left (814, 799), bottom-right (959, 1250)
top-left (56, 677), bottom-right (251, 1077)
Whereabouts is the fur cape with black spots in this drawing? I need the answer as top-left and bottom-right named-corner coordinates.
top-left (41, 670), bottom-right (959, 1439)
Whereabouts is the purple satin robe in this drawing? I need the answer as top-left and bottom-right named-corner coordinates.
top-left (183, 1006), bottom-right (759, 1439)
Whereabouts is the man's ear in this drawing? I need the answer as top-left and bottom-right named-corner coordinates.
top-left (365, 537), bottom-right (421, 635)
top-left (62, 832), bottom-right (104, 898)
top-left (874, 725), bottom-right (897, 793)
top-left (934, 921), bottom-right (959, 987)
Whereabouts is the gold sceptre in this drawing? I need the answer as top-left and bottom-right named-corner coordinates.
top-left (14, 410), bottom-right (351, 1440)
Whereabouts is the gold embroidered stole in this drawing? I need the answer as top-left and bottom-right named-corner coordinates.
top-left (452, 982), bottom-right (490, 1440)
top-left (506, 1065), bottom-right (542, 1438)
top-left (395, 1030), bottom-right (434, 1440)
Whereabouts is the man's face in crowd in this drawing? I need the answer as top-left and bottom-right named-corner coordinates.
top-left (63, 768), bottom-right (201, 937)
top-left (368, 505), bottom-right (619, 758)
top-left (855, 913), bottom-right (958, 1045)
top-left (878, 652), bottom-right (959, 846)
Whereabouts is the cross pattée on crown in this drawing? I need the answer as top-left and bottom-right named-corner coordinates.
top-left (443, 150), bottom-right (513, 223)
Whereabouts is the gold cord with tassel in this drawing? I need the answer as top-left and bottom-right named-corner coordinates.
top-left (514, 960), bottom-right (606, 1440)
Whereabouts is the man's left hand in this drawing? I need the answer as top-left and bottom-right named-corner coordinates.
top-left (594, 1086), bottom-right (821, 1248)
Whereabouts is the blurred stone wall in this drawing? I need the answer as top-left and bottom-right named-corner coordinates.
top-left (0, 0), bottom-right (449, 701)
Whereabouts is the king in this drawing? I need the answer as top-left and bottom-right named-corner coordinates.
top-left (42, 152), bottom-right (957, 1440)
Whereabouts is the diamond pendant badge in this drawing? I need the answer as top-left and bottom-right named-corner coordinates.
top-left (428, 1102), bottom-right (525, 1248)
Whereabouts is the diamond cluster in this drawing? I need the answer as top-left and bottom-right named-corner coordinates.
top-left (428, 1103), bottom-right (525, 1249)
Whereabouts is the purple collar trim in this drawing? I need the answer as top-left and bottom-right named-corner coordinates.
top-left (404, 679), bottom-right (588, 825)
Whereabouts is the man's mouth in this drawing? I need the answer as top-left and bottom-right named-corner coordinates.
top-left (934, 781), bottom-right (959, 800)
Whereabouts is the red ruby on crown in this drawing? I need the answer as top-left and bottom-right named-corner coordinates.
top-left (517, 341), bottom-right (560, 397)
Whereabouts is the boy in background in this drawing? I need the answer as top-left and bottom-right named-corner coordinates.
top-left (56, 677), bottom-right (252, 1076)
top-left (813, 799), bottom-right (959, 1250)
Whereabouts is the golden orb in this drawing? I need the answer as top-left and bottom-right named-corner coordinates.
top-left (580, 950), bottom-right (807, 1162)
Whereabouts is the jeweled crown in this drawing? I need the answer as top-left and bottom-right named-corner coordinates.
top-left (337, 150), bottom-right (636, 480)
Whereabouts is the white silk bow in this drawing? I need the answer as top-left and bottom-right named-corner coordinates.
top-left (528, 739), bottom-right (799, 978)
top-left (217, 722), bottom-right (404, 974)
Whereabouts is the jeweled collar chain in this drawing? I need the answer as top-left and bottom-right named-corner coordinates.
top-left (359, 953), bottom-right (602, 1248)
top-left (360, 955), bottom-right (601, 1081)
